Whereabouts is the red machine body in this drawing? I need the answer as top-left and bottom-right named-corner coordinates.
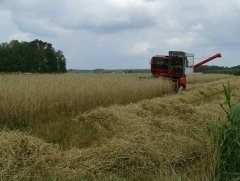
top-left (150, 51), bottom-right (221, 92)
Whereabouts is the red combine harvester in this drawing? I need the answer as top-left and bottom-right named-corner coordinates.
top-left (150, 51), bottom-right (221, 92)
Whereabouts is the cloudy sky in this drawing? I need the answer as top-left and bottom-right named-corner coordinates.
top-left (0, 0), bottom-right (239, 69)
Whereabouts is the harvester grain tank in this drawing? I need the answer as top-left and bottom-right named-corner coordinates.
top-left (150, 51), bottom-right (221, 92)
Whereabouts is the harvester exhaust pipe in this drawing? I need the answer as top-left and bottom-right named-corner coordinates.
top-left (194, 53), bottom-right (222, 70)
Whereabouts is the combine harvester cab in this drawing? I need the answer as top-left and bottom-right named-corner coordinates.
top-left (150, 51), bottom-right (221, 93)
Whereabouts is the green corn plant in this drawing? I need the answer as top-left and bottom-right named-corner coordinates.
top-left (217, 82), bottom-right (240, 180)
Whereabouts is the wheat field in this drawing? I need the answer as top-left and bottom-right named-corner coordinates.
top-left (0, 73), bottom-right (238, 180)
top-left (0, 73), bottom-right (231, 129)
top-left (0, 73), bottom-right (172, 126)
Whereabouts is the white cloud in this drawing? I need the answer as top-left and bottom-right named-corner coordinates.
top-left (190, 24), bottom-right (203, 31)
top-left (0, 10), bottom-right (12, 24)
top-left (167, 20), bottom-right (180, 28)
top-left (56, 0), bottom-right (159, 33)
top-left (165, 33), bottom-right (204, 50)
top-left (233, 0), bottom-right (240, 8)
top-left (129, 42), bottom-right (151, 55)
top-left (167, 38), bottom-right (183, 47)
top-left (0, 10), bottom-right (18, 42)
top-left (8, 32), bottom-right (33, 41)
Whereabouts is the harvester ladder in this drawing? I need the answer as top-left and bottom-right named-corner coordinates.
top-left (172, 78), bottom-right (179, 92)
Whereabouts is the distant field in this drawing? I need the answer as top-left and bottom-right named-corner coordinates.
top-left (187, 73), bottom-right (232, 84)
top-left (0, 73), bottom-right (238, 180)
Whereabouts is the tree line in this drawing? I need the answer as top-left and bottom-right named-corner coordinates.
top-left (195, 65), bottom-right (240, 76)
top-left (0, 39), bottom-right (67, 73)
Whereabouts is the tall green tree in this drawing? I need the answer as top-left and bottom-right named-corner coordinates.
top-left (0, 39), bottom-right (67, 73)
